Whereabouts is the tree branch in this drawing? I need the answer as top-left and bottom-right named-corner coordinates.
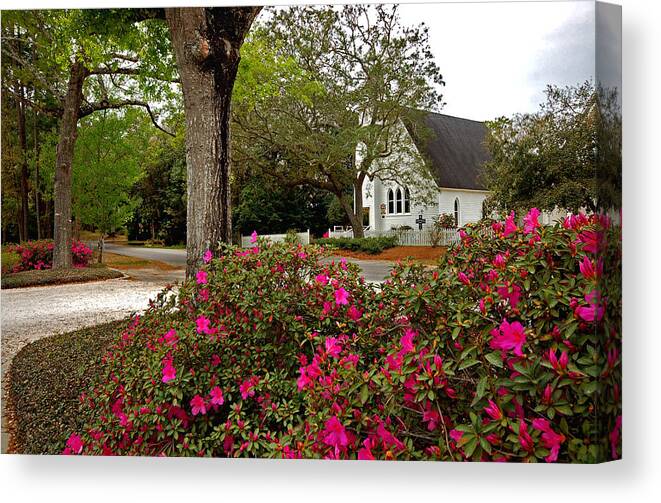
top-left (79, 99), bottom-right (175, 137)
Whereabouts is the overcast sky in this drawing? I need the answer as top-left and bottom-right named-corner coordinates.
top-left (396, 0), bottom-right (596, 121)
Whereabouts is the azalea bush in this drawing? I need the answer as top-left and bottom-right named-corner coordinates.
top-left (7, 239), bottom-right (93, 272)
top-left (64, 210), bottom-right (621, 462)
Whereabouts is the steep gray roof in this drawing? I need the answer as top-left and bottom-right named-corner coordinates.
top-left (403, 111), bottom-right (491, 191)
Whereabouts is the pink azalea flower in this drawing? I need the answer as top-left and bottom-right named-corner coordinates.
top-left (457, 272), bottom-right (471, 285)
top-left (422, 403), bottom-right (441, 431)
top-left (376, 422), bottom-right (404, 451)
top-left (490, 319), bottom-right (527, 356)
top-left (575, 290), bottom-right (605, 322)
top-left (497, 283), bottom-right (522, 309)
top-left (195, 315), bottom-right (216, 335)
top-left (325, 337), bottom-right (342, 358)
top-left (250, 230), bottom-right (258, 243)
top-left (322, 231), bottom-right (330, 239)
top-left (357, 438), bottom-right (375, 460)
top-left (578, 256), bottom-right (601, 280)
top-left (334, 287), bottom-right (350, 306)
top-left (322, 416), bottom-right (349, 451)
top-left (239, 377), bottom-right (258, 399)
top-left (493, 254), bottom-right (506, 269)
top-left (503, 211), bottom-right (517, 237)
top-left (162, 329), bottom-right (178, 346)
top-left (63, 433), bottom-right (84, 455)
top-left (210, 386), bottom-right (225, 406)
top-left (347, 304), bottom-right (363, 321)
top-left (162, 360), bottom-right (176, 383)
top-left (449, 429), bottom-right (463, 443)
top-left (198, 288), bottom-right (210, 302)
top-left (542, 384), bottom-right (553, 404)
top-left (203, 249), bottom-right (213, 263)
top-left (610, 415), bottom-right (622, 459)
top-left (190, 395), bottom-right (207, 416)
top-left (297, 251), bottom-right (307, 259)
top-left (340, 258), bottom-right (348, 271)
top-left (523, 208), bottom-right (541, 234)
top-left (518, 420), bottom-right (534, 452)
top-left (196, 270), bottom-right (208, 285)
top-left (559, 350), bottom-right (569, 369)
top-left (532, 418), bottom-right (566, 462)
top-left (315, 274), bottom-right (329, 285)
top-left (400, 328), bottom-right (417, 354)
top-left (484, 399), bottom-right (503, 421)
top-left (577, 230), bottom-right (601, 254)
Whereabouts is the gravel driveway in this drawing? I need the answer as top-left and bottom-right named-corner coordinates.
top-left (0, 277), bottom-right (170, 374)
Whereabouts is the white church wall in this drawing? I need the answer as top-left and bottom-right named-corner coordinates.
top-left (438, 188), bottom-right (489, 228)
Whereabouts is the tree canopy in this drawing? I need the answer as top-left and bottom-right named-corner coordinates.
top-left (483, 81), bottom-right (621, 214)
top-left (232, 5), bottom-right (444, 237)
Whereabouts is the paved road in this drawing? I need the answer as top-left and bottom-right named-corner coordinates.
top-left (103, 242), bottom-right (187, 267)
top-left (102, 244), bottom-right (394, 283)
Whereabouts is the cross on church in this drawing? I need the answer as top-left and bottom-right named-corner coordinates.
top-left (415, 214), bottom-right (427, 230)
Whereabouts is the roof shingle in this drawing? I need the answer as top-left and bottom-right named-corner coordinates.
top-left (404, 111), bottom-right (491, 191)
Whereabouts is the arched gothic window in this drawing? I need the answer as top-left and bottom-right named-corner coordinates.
top-left (404, 187), bottom-right (411, 214)
top-left (387, 189), bottom-right (394, 214)
top-left (396, 188), bottom-right (403, 214)
top-left (454, 197), bottom-right (461, 227)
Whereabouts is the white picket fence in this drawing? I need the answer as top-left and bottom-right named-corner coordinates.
top-left (241, 230), bottom-right (310, 248)
top-left (327, 227), bottom-right (460, 247)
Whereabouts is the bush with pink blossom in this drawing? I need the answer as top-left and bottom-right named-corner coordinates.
top-left (8, 240), bottom-right (93, 272)
top-left (64, 210), bottom-right (621, 462)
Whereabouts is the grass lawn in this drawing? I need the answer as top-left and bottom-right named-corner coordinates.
top-left (7, 320), bottom-right (126, 454)
top-left (329, 245), bottom-right (447, 265)
top-left (1, 264), bottom-right (124, 289)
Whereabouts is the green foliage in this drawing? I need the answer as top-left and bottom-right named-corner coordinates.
top-left (128, 119), bottom-right (187, 245)
top-left (483, 81), bottom-right (621, 213)
top-left (232, 5), bottom-right (443, 228)
top-left (315, 236), bottom-right (398, 254)
top-left (9, 320), bottom-right (126, 454)
top-left (233, 173), bottom-right (334, 237)
top-left (1, 266), bottom-right (122, 289)
top-left (61, 210), bottom-right (620, 461)
top-left (73, 109), bottom-right (152, 235)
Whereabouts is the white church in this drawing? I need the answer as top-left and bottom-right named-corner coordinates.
top-left (360, 111), bottom-right (492, 233)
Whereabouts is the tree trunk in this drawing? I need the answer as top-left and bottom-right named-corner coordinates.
top-left (17, 85), bottom-right (29, 242)
top-left (34, 107), bottom-right (41, 240)
top-left (53, 61), bottom-right (86, 269)
top-left (335, 172), bottom-right (366, 238)
top-left (166, 6), bottom-right (261, 278)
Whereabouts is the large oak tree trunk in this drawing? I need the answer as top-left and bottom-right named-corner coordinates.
top-left (166, 7), bottom-right (261, 278)
top-left (53, 61), bottom-right (86, 269)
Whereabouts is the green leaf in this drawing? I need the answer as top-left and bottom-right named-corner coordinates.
top-left (485, 352), bottom-right (504, 368)
top-left (359, 383), bottom-right (369, 404)
top-left (459, 358), bottom-right (480, 370)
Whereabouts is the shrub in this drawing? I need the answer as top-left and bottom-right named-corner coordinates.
top-left (1, 266), bottom-right (123, 289)
top-left (64, 212), bottom-right (621, 462)
top-left (7, 240), bottom-right (93, 272)
top-left (436, 213), bottom-right (457, 229)
top-left (315, 236), bottom-right (398, 254)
